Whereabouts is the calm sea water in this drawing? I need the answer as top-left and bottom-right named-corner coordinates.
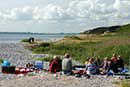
top-left (0, 33), bottom-right (77, 43)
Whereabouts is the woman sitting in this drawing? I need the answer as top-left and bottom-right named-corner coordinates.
top-left (100, 57), bottom-right (111, 75)
top-left (86, 58), bottom-right (97, 75)
top-left (49, 56), bottom-right (62, 73)
top-left (117, 55), bottom-right (124, 72)
top-left (110, 54), bottom-right (119, 73)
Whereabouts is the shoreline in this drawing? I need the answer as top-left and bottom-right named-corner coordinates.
top-left (0, 33), bottom-right (77, 44)
top-left (0, 37), bottom-right (63, 43)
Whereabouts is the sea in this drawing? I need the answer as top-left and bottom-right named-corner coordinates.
top-left (0, 32), bottom-right (78, 43)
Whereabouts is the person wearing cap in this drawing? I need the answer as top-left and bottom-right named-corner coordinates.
top-left (62, 53), bottom-right (72, 75)
top-left (49, 56), bottom-right (62, 73)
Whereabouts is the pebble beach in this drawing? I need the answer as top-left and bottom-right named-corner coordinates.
top-left (0, 43), bottom-right (116, 87)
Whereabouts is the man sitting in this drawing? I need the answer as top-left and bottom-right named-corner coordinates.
top-left (62, 53), bottom-right (72, 75)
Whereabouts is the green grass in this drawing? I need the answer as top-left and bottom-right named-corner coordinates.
top-left (28, 23), bottom-right (130, 64)
top-left (82, 23), bottom-right (130, 35)
top-left (117, 24), bottom-right (130, 35)
top-left (31, 35), bottom-right (130, 64)
top-left (38, 42), bottom-right (50, 47)
top-left (21, 39), bottom-right (29, 42)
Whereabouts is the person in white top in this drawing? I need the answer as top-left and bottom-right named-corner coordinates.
top-left (62, 53), bottom-right (72, 75)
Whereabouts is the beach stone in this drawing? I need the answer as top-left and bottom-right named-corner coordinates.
top-left (0, 43), bottom-right (117, 87)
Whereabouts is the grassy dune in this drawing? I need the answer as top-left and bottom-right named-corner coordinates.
top-left (29, 34), bottom-right (130, 64)
top-left (25, 24), bottom-right (130, 64)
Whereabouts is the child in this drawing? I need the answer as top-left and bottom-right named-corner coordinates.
top-left (86, 58), bottom-right (97, 75)
top-left (100, 57), bottom-right (110, 75)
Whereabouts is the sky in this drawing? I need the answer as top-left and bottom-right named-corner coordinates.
top-left (0, 0), bottom-right (130, 33)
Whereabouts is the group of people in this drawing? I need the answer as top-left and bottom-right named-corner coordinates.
top-left (49, 53), bottom-right (125, 76)
top-left (49, 53), bottom-right (72, 74)
top-left (85, 53), bottom-right (124, 75)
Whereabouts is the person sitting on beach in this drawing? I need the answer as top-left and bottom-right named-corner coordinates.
top-left (100, 57), bottom-right (111, 75)
top-left (62, 53), bottom-right (72, 75)
top-left (49, 56), bottom-right (62, 73)
top-left (94, 58), bottom-right (101, 68)
top-left (117, 55), bottom-right (124, 71)
top-left (26, 62), bottom-right (34, 69)
top-left (28, 37), bottom-right (34, 44)
top-left (85, 57), bottom-right (90, 65)
top-left (86, 58), bottom-right (97, 75)
top-left (110, 53), bottom-right (119, 73)
top-left (94, 58), bottom-right (101, 74)
top-left (111, 53), bottom-right (118, 64)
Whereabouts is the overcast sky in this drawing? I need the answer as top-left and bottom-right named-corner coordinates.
top-left (0, 0), bottom-right (130, 33)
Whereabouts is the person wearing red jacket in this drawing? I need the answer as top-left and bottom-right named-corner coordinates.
top-left (49, 56), bottom-right (62, 73)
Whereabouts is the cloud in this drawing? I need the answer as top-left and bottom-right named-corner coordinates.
top-left (113, 0), bottom-right (130, 18)
top-left (0, 0), bottom-right (130, 23)
top-left (33, 4), bottom-right (72, 20)
top-left (0, 7), bottom-right (34, 20)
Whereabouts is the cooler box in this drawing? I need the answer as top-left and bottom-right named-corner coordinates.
top-left (34, 61), bottom-right (43, 70)
top-left (2, 66), bottom-right (16, 74)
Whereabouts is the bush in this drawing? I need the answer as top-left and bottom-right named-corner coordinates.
top-left (21, 39), bottom-right (29, 42)
top-left (39, 42), bottom-right (50, 47)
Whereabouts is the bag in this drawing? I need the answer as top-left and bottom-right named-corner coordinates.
top-left (2, 60), bottom-right (10, 67)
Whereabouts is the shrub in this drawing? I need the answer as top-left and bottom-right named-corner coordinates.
top-left (21, 39), bottom-right (29, 42)
top-left (39, 42), bottom-right (50, 47)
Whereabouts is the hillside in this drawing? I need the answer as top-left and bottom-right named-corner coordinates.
top-left (82, 24), bottom-right (130, 35)
top-left (25, 23), bottom-right (130, 65)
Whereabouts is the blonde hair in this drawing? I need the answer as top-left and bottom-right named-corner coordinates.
top-left (53, 56), bottom-right (59, 60)
top-left (64, 53), bottom-right (70, 58)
